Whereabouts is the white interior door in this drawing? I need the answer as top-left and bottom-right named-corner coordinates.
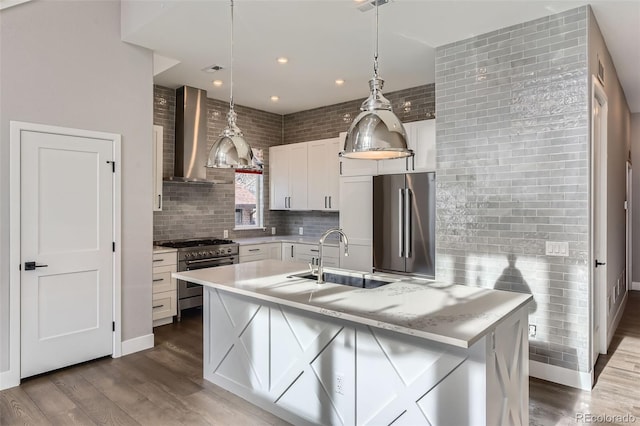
top-left (592, 81), bottom-right (608, 363)
top-left (20, 129), bottom-right (114, 378)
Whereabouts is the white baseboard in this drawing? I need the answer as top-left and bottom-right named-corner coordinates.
top-left (0, 369), bottom-right (20, 391)
top-left (632, 281), bottom-right (640, 291)
top-left (529, 360), bottom-right (593, 391)
top-left (121, 333), bottom-right (154, 356)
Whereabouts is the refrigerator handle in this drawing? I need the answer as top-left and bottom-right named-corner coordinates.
top-left (398, 188), bottom-right (405, 258)
top-left (405, 188), bottom-right (412, 258)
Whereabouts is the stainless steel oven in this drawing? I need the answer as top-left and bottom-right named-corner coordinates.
top-left (155, 238), bottom-right (239, 320)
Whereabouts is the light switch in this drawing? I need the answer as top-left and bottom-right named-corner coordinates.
top-left (545, 241), bottom-right (569, 257)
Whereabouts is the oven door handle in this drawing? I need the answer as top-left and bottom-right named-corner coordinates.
top-left (184, 258), bottom-right (236, 267)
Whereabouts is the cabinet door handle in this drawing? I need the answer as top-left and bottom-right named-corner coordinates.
top-left (158, 194), bottom-right (162, 209)
top-left (248, 248), bottom-right (260, 252)
top-left (291, 245), bottom-right (294, 258)
top-left (329, 196), bottom-right (332, 209)
top-left (153, 304), bottom-right (164, 309)
top-left (310, 249), bottom-right (319, 253)
top-left (340, 162), bottom-right (343, 175)
top-left (324, 196), bottom-right (327, 209)
top-left (153, 278), bottom-right (164, 282)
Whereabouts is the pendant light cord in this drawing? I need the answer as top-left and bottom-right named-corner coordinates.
top-left (373, 0), bottom-right (379, 79)
top-left (230, 0), bottom-right (235, 112)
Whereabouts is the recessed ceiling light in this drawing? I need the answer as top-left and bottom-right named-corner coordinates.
top-left (277, 57), bottom-right (288, 64)
top-left (270, 96), bottom-right (279, 102)
top-left (335, 79), bottom-right (345, 86)
top-left (212, 80), bottom-right (223, 87)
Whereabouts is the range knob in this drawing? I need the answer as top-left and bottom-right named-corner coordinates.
top-left (209, 251), bottom-right (215, 256)
top-left (227, 248), bottom-right (232, 253)
top-left (185, 253), bottom-right (191, 259)
top-left (200, 251), bottom-right (207, 257)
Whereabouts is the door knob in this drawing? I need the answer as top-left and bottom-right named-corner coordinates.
top-left (595, 259), bottom-right (606, 268)
top-left (24, 261), bottom-right (48, 271)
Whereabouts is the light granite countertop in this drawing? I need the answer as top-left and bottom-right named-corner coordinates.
top-left (173, 259), bottom-right (531, 349)
top-left (153, 245), bottom-right (177, 254)
top-left (234, 235), bottom-right (339, 247)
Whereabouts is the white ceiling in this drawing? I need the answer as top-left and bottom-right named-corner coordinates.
top-left (122, 0), bottom-right (640, 115)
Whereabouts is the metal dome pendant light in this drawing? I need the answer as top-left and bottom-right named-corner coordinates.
top-left (341, 0), bottom-right (412, 160)
top-left (206, 0), bottom-right (256, 170)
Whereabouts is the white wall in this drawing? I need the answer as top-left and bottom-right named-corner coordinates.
top-left (0, 0), bottom-right (153, 373)
top-left (588, 9), bottom-right (632, 331)
top-left (632, 113), bottom-right (640, 286)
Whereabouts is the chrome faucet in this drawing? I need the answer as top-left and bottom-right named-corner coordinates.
top-left (317, 228), bottom-right (349, 284)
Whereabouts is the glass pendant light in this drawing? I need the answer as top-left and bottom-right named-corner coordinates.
top-left (341, 0), bottom-right (412, 160)
top-left (206, 0), bottom-right (257, 170)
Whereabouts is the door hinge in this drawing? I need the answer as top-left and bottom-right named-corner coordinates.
top-left (106, 160), bottom-right (115, 173)
top-left (112, 321), bottom-right (115, 332)
top-left (112, 242), bottom-right (116, 252)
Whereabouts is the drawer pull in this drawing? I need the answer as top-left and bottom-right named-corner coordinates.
top-left (248, 248), bottom-right (260, 252)
top-left (153, 278), bottom-right (164, 282)
top-left (153, 259), bottom-right (163, 263)
top-left (153, 304), bottom-right (164, 309)
top-left (310, 249), bottom-right (319, 252)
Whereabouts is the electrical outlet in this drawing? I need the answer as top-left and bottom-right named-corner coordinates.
top-left (223, 230), bottom-right (228, 238)
top-left (298, 227), bottom-right (303, 235)
top-left (335, 374), bottom-right (345, 395)
top-left (271, 227), bottom-right (276, 235)
top-left (528, 324), bottom-right (536, 338)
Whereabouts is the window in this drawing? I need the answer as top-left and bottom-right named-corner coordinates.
top-left (234, 169), bottom-right (263, 229)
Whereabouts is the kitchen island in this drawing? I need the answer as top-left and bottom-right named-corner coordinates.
top-left (174, 260), bottom-right (531, 426)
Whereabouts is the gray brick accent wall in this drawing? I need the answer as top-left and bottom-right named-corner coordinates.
top-left (283, 84), bottom-right (435, 144)
top-left (153, 86), bottom-right (283, 241)
top-left (435, 7), bottom-right (590, 372)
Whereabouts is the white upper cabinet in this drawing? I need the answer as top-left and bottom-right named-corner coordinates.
top-left (338, 131), bottom-right (379, 177)
top-left (153, 125), bottom-right (163, 211)
top-left (377, 119), bottom-right (436, 175)
top-left (269, 143), bottom-right (308, 210)
top-left (307, 137), bottom-right (340, 211)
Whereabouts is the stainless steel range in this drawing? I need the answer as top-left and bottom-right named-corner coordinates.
top-left (155, 238), bottom-right (239, 320)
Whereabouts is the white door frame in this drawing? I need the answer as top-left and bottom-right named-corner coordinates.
top-left (2, 121), bottom-right (122, 390)
top-left (626, 161), bottom-right (632, 296)
top-left (590, 76), bottom-right (608, 366)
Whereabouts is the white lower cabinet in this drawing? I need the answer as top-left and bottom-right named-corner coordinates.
top-left (281, 242), bottom-right (339, 267)
top-left (152, 250), bottom-right (177, 327)
top-left (240, 243), bottom-right (282, 263)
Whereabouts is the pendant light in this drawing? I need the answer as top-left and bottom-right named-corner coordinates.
top-left (341, 0), bottom-right (412, 160)
top-left (206, 0), bottom-right (257, 170)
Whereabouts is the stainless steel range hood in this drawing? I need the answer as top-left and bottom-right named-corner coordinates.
top-left (165, 86), bottom-right (229, 184)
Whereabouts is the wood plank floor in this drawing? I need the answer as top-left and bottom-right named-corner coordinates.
top-left (2, 292), bottom-right (640, 425)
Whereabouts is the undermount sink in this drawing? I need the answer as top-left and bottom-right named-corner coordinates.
top-left (288, 271), bottom-right (393, 289)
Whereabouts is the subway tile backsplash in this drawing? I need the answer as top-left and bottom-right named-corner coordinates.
top-left (153, 83), bottom-right (435, 241)
top-left (435, 7), bottom-right (590, 372)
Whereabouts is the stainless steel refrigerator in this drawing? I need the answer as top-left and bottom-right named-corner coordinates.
top-left (373, 172), bottom-right (435, 278)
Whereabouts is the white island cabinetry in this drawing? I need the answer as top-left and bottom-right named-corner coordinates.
top-left (176, 260), bottom-right (530, 426)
